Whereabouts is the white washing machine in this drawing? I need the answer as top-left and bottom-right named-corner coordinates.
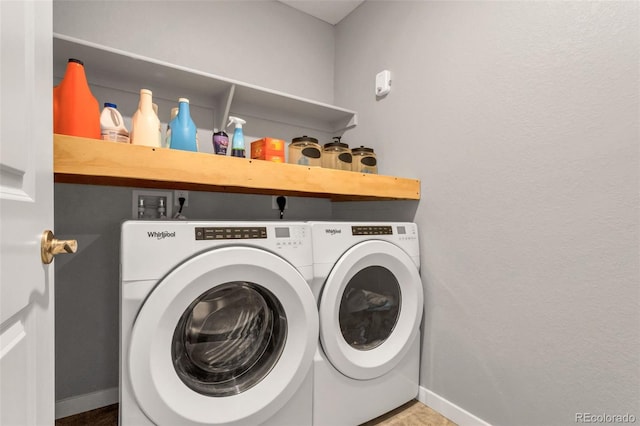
top-left (309, 222), bottom-right (423, 426)
top-left (120, 221), bottom-right (318, 426)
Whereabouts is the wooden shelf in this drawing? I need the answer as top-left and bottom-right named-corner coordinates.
top-left (53, 135), bottom-right (421, 201)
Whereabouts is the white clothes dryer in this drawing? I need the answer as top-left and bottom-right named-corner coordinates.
top-left (120, 221), bottom-right (318, 426)
top-left (308, 222), bottom-right (423, 426)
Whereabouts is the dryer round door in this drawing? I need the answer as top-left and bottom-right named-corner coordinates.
top-left (319, 240), bottom-right (423, 380)
top-left (128, 246), bottom-right (318, 426)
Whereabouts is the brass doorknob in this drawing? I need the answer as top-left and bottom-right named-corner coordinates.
top-left (41, 230), bottom-right (77, 264)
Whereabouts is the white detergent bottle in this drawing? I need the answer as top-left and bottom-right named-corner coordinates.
top-left (131, 89), bottom-right (161, 147)
top-left (152, 103), bottom-right (162, 147)
top-left (227, 116), bottom-right (246, 158)
top-left (100, 103), bottom-right (129, 143)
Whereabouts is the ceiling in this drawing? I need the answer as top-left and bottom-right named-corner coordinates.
top-left (278, 0), bottom-right (365, 25)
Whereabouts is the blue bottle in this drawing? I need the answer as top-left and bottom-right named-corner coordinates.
top-left (228, 116), bottom-right (246, 158)
top-left (169, 98), bottom-right (197, 152)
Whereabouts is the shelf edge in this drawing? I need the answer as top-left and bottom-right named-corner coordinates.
top-left (53, 135), bottom-right (420, 201)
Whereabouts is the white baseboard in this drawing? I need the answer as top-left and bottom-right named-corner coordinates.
top-left (418, 386), bottom-right (492, 426)
top-left (55, 387), bottom-right (118, 419)
top-left (55, 385), bottom-right (484, 423)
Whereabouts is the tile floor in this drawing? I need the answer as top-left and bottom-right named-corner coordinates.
top-left (363, 400), bottom-right (457, 426)
top-left (56, 400), bottom-right (457, 425)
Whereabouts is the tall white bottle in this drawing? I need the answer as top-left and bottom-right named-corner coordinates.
top-left (130, 89), bottom-right (161, 147)
top-left (165, 106), bottom-right (179, 148)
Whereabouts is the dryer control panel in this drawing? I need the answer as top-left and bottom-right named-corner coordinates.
top-left (351, 225), bottom-right (393, 236)
top-left (309, 222), bottom-right (419, 269)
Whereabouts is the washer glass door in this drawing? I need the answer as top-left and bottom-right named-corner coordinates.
top-left (319, 240), bottom-right (423, 381)
top-left (172, 281), bottom-right (287, 397)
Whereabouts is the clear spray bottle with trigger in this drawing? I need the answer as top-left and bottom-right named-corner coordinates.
top-left (227, 116), bottom-right (246, 158)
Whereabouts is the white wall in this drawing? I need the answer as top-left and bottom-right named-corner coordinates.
top-left (52, 0), bottom-right (336, 410)
top-left (335, 1), bottom-right (639, 425)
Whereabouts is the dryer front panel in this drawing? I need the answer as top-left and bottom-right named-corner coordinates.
top-left (128, 246), bottom-right (318, 426)
top-left (319, 240), bottom-right (423, 381)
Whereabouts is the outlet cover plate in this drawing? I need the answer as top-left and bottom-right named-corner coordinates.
top-left (174, 190), bottom-right (189, 207)
top-left (272, 195), bottom-right (288, 210)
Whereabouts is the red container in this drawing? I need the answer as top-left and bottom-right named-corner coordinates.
top-left (251, 138), bottom-right (285, 162)
top-left (53, 58), bottom-right (101, 139)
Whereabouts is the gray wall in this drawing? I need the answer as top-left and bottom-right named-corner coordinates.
top-left (54, 185), bottom-right (331, 401)
top-left (53, 0), bottom-right (335, 104)
top-left (335, 1), bottom-right (639, 425)
top-left (53, 2), bottom-right (640, 424)
top-left (52, 0), bottom-right (336, 403)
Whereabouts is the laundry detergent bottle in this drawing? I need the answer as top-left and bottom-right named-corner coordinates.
top-left (228, 116), bottom-right (246, 158)
top-left (100, 103), bottom-right (129, 143)
top-left (131, 89), bottom-right (161, 147)
top-left (169, 98), bottom-right (197, 152)
top-left (53, 58), bottom-right (101, 139)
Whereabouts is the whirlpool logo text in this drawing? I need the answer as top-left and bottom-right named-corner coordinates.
top-left (325, 229), bottom-right (342, 235)
top-left (147, 231), bottom-right (176, 240)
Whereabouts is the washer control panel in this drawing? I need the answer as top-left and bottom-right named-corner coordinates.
top-left (274, 226), bottom-right (306, 249)
top-left (194, 225), bottom-right (308, 249)
top-left (195, 226), bottom-right (267, 240)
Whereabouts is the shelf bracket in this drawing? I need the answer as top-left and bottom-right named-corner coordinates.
top-left (216, 83), bottom-right (236, 131)
top-left (333, 112), bottom-right (358, 133)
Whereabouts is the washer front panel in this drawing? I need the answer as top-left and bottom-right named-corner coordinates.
top-left (128, 246), bottom-right (318, 426)
top-left (319, 240), bottom-right (423, 380)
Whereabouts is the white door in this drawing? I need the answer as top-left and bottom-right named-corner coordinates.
top-left (0, 1), bottom-right (56, 425)
top-left (318, 240), bottom-right (423, 380)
